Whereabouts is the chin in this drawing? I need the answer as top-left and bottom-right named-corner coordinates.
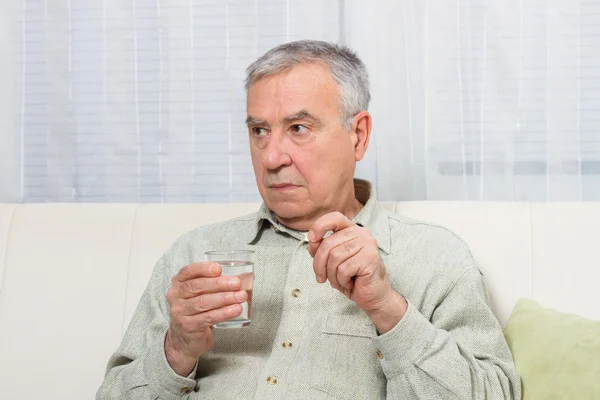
top-left (267, 200), bottom-right (308, 220)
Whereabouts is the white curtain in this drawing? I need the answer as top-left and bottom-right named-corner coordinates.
top-left (2, 0), bottom-right (600, 203)
top-left (351, 0), bottom-right (600, 201)
top-left (1, 0), bottom-right (339, 203)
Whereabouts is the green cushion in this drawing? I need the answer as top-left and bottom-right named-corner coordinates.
top-left (504, 299), bottom-right (600, 400)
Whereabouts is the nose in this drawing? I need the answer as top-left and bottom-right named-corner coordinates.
top-left (261, 133), bottom-right (292, 171)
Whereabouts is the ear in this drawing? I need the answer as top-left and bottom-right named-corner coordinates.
top-left (350, 111), bottom-right (372, 162)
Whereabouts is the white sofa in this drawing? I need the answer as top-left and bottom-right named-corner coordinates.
top-left (0, 201), bottom-right (598, 399)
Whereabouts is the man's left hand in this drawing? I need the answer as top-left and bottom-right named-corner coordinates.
top-left (307, 212), bottom-right (408, 334)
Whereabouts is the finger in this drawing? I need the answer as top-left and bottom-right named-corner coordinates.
top-left (182, 303), bottom-right (244, 331)
top-left (307, 211), bottom-right (356, 244)
top-left (312, 228), bottom-right (360, 283)
top-left (178, 275), bottom-right (242, 299)
top-left (336, 252), bottom-right (363, 290)
top-left (311, 225), bottom-right (358, 258)
top-left (180, 290), bottom-right (247, 316)
top-left (175, 262), bottom-right (222, 282)
top-left (308, 225), bottom-right (356, 258)
top-left (326, 237), bottom-right (363, 289)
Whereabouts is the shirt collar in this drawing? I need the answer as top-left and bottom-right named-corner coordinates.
top-left (248, 179), bottom-right (391, 254)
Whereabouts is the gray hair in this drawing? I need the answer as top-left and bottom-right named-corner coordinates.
top-left (245, 40), bottom-right (370, 130)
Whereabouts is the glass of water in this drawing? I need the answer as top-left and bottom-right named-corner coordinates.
top-left (204, 250), bottom-right (254, 328)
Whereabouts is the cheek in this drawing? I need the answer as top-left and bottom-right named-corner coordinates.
top-left (307, 140), bottom-right (353, 173)
top-left (292, 152), bottom-right (317, 182)
top-left (294, 151), bottom-right (342, 191)
top-left (250, 150), bottom-right (264, 179)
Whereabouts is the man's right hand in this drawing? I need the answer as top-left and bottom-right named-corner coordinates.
top-left (165, 262), bottom-right (247, 376)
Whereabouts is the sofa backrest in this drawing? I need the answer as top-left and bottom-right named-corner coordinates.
top-left (0, 202), bottom-right (598, 399)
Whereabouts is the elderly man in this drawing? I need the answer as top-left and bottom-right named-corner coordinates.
top-left (97, 40), bottom-right (520, 399)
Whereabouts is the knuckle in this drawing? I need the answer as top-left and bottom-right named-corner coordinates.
top-left (330, 246), bottom-right (344, 263)
top-left (178, 299), bottom-right (191, 315)
top-left (218, 276), bottom-right (232, 289)
top-left (362, 230), bottom-right (376, 243)
top-left (359, 226), bottom-right (372, 234)
top-left (347, 258), bottom-right (360, 272)
top-left (183, 279), bottom-right (200, 294)
top-left (203, 312), bottom-right (216, 326)
top-left (358, 226), bottom-right (373, 238)
top-left (338, 261), bottom-right (351, 275)
top-left (313, 219), bottom-right (325, 231)
top-left (229, 304), bottom-right (242, 316)
top-left (318, 235), bottom-right (331, 249)
top-left (170, 304), bottom-right (184, 318)
top-left (179, 265), bottom-right (190, 279)
top-left (221, 291), bottom-right (234, 305)
top-left (166, 289), bottom-right (175, 304)
top-left (195, 295), bottom-right (209, 311)
top-left (190, 280), bottom-right (201, 293)
top-left (184, 300), bottom-right (196, 314)
top-left (341, 241), bottom-right (355, 253)
top-left (179, 281), bottom-right (190, 294)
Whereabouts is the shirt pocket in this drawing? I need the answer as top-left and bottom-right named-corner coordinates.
top-left (308, 313), bottom-right (386, 399)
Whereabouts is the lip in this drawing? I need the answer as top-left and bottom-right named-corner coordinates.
top-left (269, 183), bottom-right (300, 192)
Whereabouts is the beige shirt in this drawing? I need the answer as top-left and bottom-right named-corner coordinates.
top-left (97, 180), bottom-right (521, 400)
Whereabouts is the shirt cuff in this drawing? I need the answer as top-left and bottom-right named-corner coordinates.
top-left (371, 299), bottom-right (437, 378)
top-left (143, 328), bottom-right (199, 399)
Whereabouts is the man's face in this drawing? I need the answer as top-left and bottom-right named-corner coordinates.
top-left (246, 63), bottom-right (362, 228)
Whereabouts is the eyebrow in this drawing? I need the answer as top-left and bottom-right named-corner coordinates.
top-left (245, 110), bottom-right (322, 127)
top-left (245, 116), bottom-right (268, 126)
top-left (283, 110), bottom-right (322, 125)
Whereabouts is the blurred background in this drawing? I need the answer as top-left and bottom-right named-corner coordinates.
top-left (1, 0), bottom-right (599, 203)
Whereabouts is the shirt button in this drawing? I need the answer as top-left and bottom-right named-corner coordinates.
top-left (267, 376), bottom-right (278, 385)
top-left (291, 288), bottom-right (301, 298)
top-left (376, 349), bottom-right (384, 359)
top-left (302, 242), bottom-right (309, 250)
top-left (180, 387), bottom-right (194, 394)
top-left (282, 340), bottom-right (293, 349)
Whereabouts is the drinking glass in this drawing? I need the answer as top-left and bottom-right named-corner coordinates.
top-left (204, 250), bottom-right (254, 328)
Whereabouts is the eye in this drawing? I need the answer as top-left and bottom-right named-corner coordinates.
top-left (290, 124), bottom-right (309, 135)
top-left (252, 127), bottom-right (268, 137)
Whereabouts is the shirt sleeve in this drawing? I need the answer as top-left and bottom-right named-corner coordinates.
top-left (372, 267), bottom-right (522, 400)
top-left (96, 255), bottom-right (200, 400)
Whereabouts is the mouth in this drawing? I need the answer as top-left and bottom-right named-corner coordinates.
top-left (269, 183), bottom-right (300, 192)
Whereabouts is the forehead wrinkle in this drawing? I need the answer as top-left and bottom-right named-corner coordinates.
top-left (283, 110), bottom-right (322, 125)
top-left (247, 66), bottom-right (331, 128)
